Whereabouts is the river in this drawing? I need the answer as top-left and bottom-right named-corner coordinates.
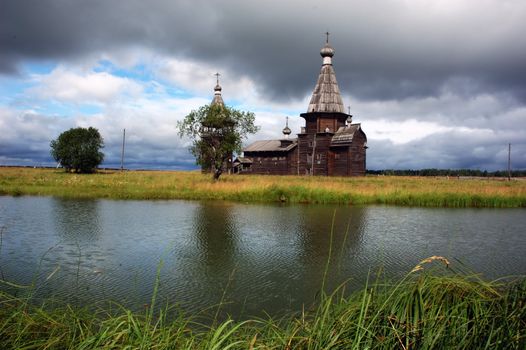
top-left (0, 196), bottom-right (524, 318)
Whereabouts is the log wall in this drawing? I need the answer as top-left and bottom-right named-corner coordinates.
top-left (348, 131), bottom-right (367, 176)
top-left (244, 152), bottom-right (290, 175)
top-left (330, 148), bottom-right (349, 176)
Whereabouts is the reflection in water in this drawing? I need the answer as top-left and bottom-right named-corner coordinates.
top-left (296, 206), bottom-right (367, 285)
top-left (250, 205), bottom-right (371, 308)
top-left (52, 198), bottom-right (102, 242)
top-left (41, 198), bottom-right (104, 302)
top-left (0, 196), bottom-right (525, 319)
top-left (180, 202), bottom-right (240, 317)
top-left (194, 201), bottom-right (238, 273)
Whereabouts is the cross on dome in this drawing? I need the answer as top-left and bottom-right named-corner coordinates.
top-left (211, 72), bottom-right (224, 106)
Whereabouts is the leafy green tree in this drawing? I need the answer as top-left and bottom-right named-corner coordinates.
top-left (178, 104), bottom-right (259, 180)
top-left (50, 127), bottom-right (104, 173)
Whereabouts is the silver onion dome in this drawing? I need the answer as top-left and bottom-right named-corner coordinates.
top-left (282, 116), bottom-right (292, 137)
top-left (320, 42), bottom-right (335, 58)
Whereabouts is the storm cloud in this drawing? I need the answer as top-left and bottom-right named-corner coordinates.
top-left (1, 0), bottom-right (525, 170)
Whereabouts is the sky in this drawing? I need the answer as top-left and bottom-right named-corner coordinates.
top-left (1, 0), bottom-right (525, 171)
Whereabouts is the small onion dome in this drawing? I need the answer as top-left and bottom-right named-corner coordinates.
top-left (320, 43), bottom-right (335, 58)
top-left (214, 84), bottom-right (222, 93)
top-left (283, 116), bottom-right (292, 136)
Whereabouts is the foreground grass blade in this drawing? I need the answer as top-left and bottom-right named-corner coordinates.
top-left (0, 268), bottom-right (524, 349)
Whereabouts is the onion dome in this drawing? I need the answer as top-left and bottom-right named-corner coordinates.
top-left (282, 116), bottom-right (292, 137)
top-left (320, 42), bottom-right (335, 60)
top-left (211, 72), bottom-right (224, 107)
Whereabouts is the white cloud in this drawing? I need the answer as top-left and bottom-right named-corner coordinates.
top-left (0, 108), bottom-right (68, 143)
top-left (154, 56), bottom-right (311, 113)
top-left (366, 119), bottom-right (449, 144)
top-left (156, 57), bottom-right (254, 98)
top-left (365, 119), bottom-right (494, 145)
top-left (30, 66), bottom-right (143, 105)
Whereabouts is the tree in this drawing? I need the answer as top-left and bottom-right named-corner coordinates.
top-left (50, 127), bottom-right (105, 173)
top-left (178, 104), bottom-right (259, 180)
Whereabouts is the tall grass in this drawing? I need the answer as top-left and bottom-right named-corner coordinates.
top-left (1, 266), bottom-right (524, 349)
top-left (1, 167), bottom-right (525, 207)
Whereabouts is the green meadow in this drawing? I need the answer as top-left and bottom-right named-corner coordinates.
top-left (0, 167), bottom-right (525, 207)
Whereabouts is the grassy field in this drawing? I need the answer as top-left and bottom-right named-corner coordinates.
top-left (1, 266), bottom-right (524, 349)
top-left (1, 167), bottom-right (525, 207)
top-left (1, 168), bottom-right (525, 347)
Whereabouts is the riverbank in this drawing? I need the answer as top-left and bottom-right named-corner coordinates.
top-left (1, 167), bottom-right (525, 207)
top-left (1, 269), bottom-right (524, 349)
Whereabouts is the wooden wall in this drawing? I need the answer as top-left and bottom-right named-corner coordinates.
top-left (330, 148), bottom-right (349, 176)
top-left (318, 117), bottom-right (345, 133)
top-left (287, 147), bottom-right (299, 175)
top-left (348, 131), bottom-right (367, 176)
top-left (312, 134), bottom-right (331, 176)
top-left (297, 133), bottom-right (311, 175)
top-left (297, 132), bottom-right (337, 176)
top-left (243, 145), bottom-right (299, 175)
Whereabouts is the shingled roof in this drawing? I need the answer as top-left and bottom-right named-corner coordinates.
top-left (307, 40), bottom-right (345, 113)
top-left (244, 139), bottom-right (297, 152)
top-left (331, 124), bottom-right (363, 146)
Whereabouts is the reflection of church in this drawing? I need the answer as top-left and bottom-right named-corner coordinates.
top-left (212, 37), bottom-right (367, 176)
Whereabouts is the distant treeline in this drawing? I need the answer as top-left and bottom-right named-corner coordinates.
top-left (1, 165), bottom-right (525, 177)
top-left (367, 169), bottom-right (526, 177)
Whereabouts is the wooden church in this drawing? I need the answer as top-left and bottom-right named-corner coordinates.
top-left (236, 37), bottom-right (368, 176)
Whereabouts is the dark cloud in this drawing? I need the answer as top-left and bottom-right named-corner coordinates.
top-left (1, 0), bottom-right (525, 171)
top-left (2, 0), bottom-right (526, 102)
top-left (102, 144), bottom-right (197, 170)
top-left (0, 123), bottom-right (197, 170)
top-left (368, 132), bottom-right (526, 171)
top-left (0, 142), bottom-right (55, 167)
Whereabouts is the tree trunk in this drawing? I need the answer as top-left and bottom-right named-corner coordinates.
top-left (213, 167), bottom-right (222, 180)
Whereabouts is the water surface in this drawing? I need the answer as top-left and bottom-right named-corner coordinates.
top-left (0, 196), bottom-right (524, 318)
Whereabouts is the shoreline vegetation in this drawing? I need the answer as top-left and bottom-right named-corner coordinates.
top-left (1, 167), bottom-right (525, 207)
top-left (1, 267), bottom-right (524, 349)
top-left (1, 168), bottom-right (525, 347)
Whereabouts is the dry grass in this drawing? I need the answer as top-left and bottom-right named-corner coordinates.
top-left (0, 167), bottom-right (525, 207)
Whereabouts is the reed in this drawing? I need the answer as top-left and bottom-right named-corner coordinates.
top-left (0, 167), bottom-right (525, 207)
top-left (1, 267), bottom-right (524, 349)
